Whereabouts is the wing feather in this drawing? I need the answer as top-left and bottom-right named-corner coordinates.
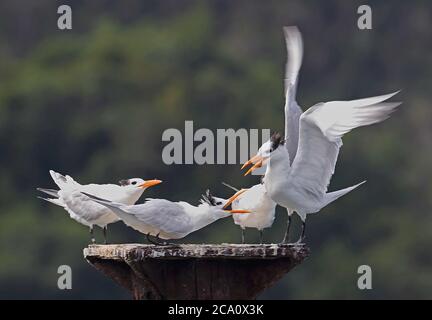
top-left (125, 199), bottom-right (192, 236)
top-left (283, 26), bottom-right (303, 163)
top-left (290, 92), bottom-right (401, 195)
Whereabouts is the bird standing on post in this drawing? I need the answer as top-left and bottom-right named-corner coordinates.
top-left (37, 170), bottom-right (162, 243)
top-left (243, 91), bottom-right (401, 242)
top-left (81, 189), bottom-right (250, 245)
top-left (241, 26), bottom-right (401, 243)
top-left (223, 182), bottom-right (276, 244)
top-left (241, 26), bottom-right (304, 243)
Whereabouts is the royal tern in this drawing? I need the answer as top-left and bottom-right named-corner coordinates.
top-left (81, 190), bottom-right (250, 245)
top-left (241, 26), bottom-right (304, 243)
top-left (37, 170), bottom-right (162, 243)
top-left (222, 182), bottom-right (276, 244)
top-left (243, 91), bottom-right (401, 242)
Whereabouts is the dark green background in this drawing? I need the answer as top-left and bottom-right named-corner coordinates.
top-left (0, 0), bottom-right (430, 299)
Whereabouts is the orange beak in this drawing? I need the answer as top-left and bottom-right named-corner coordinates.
top-left (241, 153), bottom-right (269, 176)
top-left (226, 209), bottom-right (251, 214)
top-left (223, 188), bottom-right (248, 209)
top-left (241, 154), bottom-right (262, 170)
top-left (138, 179), bottom-right (163, 189)
top-left (244, 158), bottom-right (264, 176)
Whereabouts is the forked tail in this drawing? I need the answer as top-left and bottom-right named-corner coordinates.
top-left (322, 181), bottom-right (366, 208)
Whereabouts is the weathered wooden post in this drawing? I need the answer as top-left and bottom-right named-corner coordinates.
top-left (84, 243), bottom-right (309, 300)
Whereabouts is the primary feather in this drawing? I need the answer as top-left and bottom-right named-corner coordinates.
top-left (283, 26), bottom-right (304, 164)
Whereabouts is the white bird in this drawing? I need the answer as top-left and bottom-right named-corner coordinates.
top-left (81, 190), bottom-right (250, 245)
top-left (37, 170), bottom-right (162, 243)
top-left (243, 91), bottom-right (401, 242)
top-left (222, 182), bottom-right (276, 244)
top-left (241, 26), bottom-right (304, 243)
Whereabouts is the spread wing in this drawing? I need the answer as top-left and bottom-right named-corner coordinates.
top-left (290, 91), bottom-right (401, 195)
top-left (283, 26), bottom-right (304, 164)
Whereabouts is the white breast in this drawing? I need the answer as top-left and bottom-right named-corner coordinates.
top-left (232, 184), bottom-right (276, 230)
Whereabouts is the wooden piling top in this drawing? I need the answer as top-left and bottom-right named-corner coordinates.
top-left (84, 243), bottom-right (309, 260)
top-left (84, 243), bottom-right (310, 300)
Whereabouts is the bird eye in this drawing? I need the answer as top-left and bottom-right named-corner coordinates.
top-left (131, 181), bottom-right (137, 185)
top-left (217, 201), bottom-right (222, 205)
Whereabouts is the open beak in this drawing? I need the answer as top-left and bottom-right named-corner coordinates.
top-left (138, 179), bottom-right (163, 189)
top-left (226, 209), bottom-right (251, 214)
top-left (223, 188), bottom-right (248, 209)
top-left (241, 154), bottom-right (262, 170)
top-left (242, 155), bottom-right (268, 176)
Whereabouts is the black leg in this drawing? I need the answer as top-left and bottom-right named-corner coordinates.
top-left (147, 232), bottom-right (177, 246)
top-left (259, 230), bottom-right (264, 244)
top-left (241, 229), bottom-right (245, 244)
top-left (103, 226), bottom-right (108, 244)
top-left (146, 233), bottom-right (152, 243)
top-left (282, 215), bottom-right (292, 244)
top-left (296, 220), bottom-right (306, 243)
top-left (155, 233), bottom-right (165, 245)
top-left (146, 232), bottom-right (160, 245)
top-left (89, 226), bottom-right (95, 244)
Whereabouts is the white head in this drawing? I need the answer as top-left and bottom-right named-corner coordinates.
top-left (200, 190), bottom-right (250, 218)
top-left (118, 178), bottom-right (163, 197)
top-left (242, 132), bottom-right (287, 175)
top-left (257, 139), bottom-right (273, 159)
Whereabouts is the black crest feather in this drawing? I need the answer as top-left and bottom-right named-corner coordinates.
top-left (118, 179), bottom-right (129, 186)
top-left (201, 189), bottom-right (217, 206)
top-left (270, 132), bottom-right (284, 150)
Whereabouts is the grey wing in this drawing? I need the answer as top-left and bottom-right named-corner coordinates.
top-left (283, 26), bottom-right (303, 164)
top-left (125, 199), bottom-right (192, 236)
top-left (284, 99), bottom-right (302, 164)
top-left (290, 92), bottom-right (401, 196)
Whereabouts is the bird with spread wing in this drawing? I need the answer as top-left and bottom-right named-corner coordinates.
top-left (242, 27), bottom-right (401, 243)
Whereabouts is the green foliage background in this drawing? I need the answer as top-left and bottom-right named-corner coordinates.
top-left (0, 0), bottom-right (431, 299)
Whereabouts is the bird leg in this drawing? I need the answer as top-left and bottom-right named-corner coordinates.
top-left (89, 226), bottom-right (95, 244)
top-left (103, 226), bottom-right (108, 244)
top-left (281, 215), bottom-right (292, 244)
top-left (241, 229), bottom-right (245, 244)
top-left (154, 233), bottom-right (168, 246)
top-left (259, 230), bottom-right (264, 244)
top-left (146, 232), bottom-right (156, 244)
top-left (146, 232), bottom-right (160, 245)
top-left (146, 232), bottom-right (176, 246)
top-left (296, 220), bottom-right (306, 244)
